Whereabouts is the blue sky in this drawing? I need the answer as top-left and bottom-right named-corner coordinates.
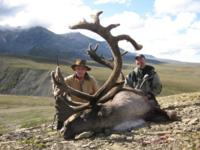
top-left (84, 0), bottom-right (154, 16)
top-left (0, 0), bottom-right (200, 63)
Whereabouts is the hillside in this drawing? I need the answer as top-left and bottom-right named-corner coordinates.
top-left (0, 57), bottom-right (51, 96)
top-left (0, 55), bottom-right (200, 97)
top-left (0, 92), bottom-right (199, 149)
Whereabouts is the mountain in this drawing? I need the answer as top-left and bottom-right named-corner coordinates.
top-left (0, 26), bottom-right (162, 64)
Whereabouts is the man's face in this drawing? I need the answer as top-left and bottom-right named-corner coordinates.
top-left (74, 66), bottom-right (87, 78)
top-left (135, 57), bottom-right (146, 68)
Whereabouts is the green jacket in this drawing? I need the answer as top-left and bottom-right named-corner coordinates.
top-left (125, 65), bottom-right (162, 96)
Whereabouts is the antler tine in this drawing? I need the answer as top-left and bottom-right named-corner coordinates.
top-left (51, 67), bottom-right (95, 102)
top-left (51, 71), bottom-right (65, 96)
top-left (68, 102), bottom-right (91, 112)
top-left (87, 43), bottom-right (92, 51)
top-left (106, 24), bottom-right (120, 32)
top-left (70, 11), bottom-right (103, 31)
top-left (94, 43), bottom-right (99, 51)
top-left (87, 44), bottom-right (113, 69)
top-left (121, 51), bottom-right (128, 56)
top-left (116, 35), bottom-right (143, 50)
top-left (69, 11), bottom-right (142, 104)
top-left (64, 95), bottom-right (87, 106)
top-left (87, 43), bottom-right (99, 52)
top-left (51, 71), bottom-right (60, 86)
top-left (98, 82), bottom-right (124, 104)
top-left (87, 45), bottom-right (125, 86)
top-left (108, 50), bottom-right (127, 61)
top-left (62, 85), bottom-right (95, 101)
top-left (93, 11), bottom-right (103, 24)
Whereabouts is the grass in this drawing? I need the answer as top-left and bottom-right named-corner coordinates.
top-left (123, 63), bottom-right (200, 96)
top-left (156, 64), bottom-right (200, 96)
top-left (0, 95), bottom-right (54, 108)
top-left (0, 95), bottom-right (55, 134)
top-left (0, 55), bottom-right (56, 71)
top-left (0, 55), bottom-right (200, 134)
top-left (1, 55), bottom-right (200, 96)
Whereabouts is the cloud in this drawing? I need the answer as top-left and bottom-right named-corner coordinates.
top-left (99, 1), bottom-right (200, 62)
top-left (94, 0), bottom-right (132, 4)
top-left (134, 13), bottom-right (200, 62)
top-left (154, 0), bottom-right (200, 15)
top-left (0, 0), bottom-right (95, 33)
top-left (102, 11), bottom-right (144, 30)
top-left (168, 48), bottom-right (200, 62)
top-left (148, 0), bottom-right (200, 62)
top-left (0, 0), bottom-right (25, 19)
top-left (0, 0), bottom-right (200, 62)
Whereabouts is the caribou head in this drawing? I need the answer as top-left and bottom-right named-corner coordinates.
top-left (51, 11), bottom-right (175, 140)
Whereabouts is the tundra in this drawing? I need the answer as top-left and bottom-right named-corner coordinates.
top-left (51, 11), bottom-right (176, 140)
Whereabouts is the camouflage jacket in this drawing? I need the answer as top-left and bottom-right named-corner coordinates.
top-left (125, 65), bottom-right (162, 96)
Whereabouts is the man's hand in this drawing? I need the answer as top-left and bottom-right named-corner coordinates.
top-left (143, 74), bottom-right (149, 80)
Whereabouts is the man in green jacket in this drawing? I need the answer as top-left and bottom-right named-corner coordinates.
top-left (125, 54), bottom-right (162, 107)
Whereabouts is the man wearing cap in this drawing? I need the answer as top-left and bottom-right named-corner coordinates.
top-left (64, 59), bottom-right (98, 103)
top-left (125, 54), bottom-right (162, 107)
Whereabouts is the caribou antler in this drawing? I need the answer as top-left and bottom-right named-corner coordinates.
top-left (87, 43), bottom-right (128, 70)
top-left (87, 43), bottom-right (127, 83)
top-left (70, 11), bottom-right (142, 100)
top-left (87, 43), bottom-right (113, 69)
top-left (51, 67), bottom-right (94, 112)
top-left (51, 67), bottom-right (94, 101)
top-left (52, 11), bottom-right (142, 109)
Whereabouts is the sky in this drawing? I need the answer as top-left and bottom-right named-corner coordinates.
top-left (0, 0), bottom-right (200, 63)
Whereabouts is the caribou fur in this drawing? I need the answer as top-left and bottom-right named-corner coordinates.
top-left (51, 11), bottom-right (176, 140)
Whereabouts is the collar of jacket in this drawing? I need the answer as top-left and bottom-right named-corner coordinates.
top-left (73, 72), bottom-right (91, 80)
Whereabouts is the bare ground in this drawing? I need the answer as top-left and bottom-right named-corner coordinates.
top-left (0, 92), bottom-right (200, 150)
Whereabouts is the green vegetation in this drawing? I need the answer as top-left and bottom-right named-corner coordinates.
top-left (123, 63), bottom-right (200, 96)
top-left (0, 95), bottom-right (54, 134)
top-left (1, 55), bottom-right (200, 96)
top-left (0, 55), bottom-right (200, 134)
top-left (0, 67), bottom-right (23, 91)
top-left (155, 64), bottom-right (200, 96)
top-left (0, 55), bottom-right (57, 71)
top-left (0, 95), bottom-right (54, 107)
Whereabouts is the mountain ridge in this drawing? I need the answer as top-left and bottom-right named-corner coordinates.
top-left (0, 26), bottom-right (165, 64)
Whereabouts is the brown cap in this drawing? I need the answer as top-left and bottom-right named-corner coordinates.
top-left (135, 54), bottom-right (145, 60)
top-left (71, 59), bottom-right (91, 71)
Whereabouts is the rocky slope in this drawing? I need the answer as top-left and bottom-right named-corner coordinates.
top-left (0, 66), bottom-right (52, 96)
top-left (0, 92), bottom-right (200, 150)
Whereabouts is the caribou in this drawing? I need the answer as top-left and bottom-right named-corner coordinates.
top-left (51, 11), bottom-right (176, 140)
